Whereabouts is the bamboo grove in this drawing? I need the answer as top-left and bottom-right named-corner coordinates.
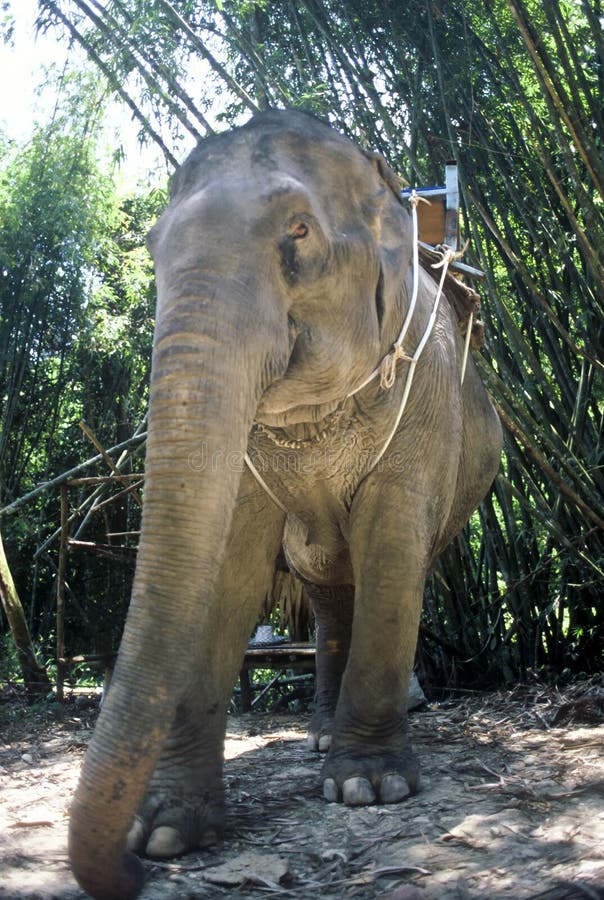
top-left (1, 0), bottom-right (602, 687)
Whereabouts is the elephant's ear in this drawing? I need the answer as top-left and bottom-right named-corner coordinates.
top-left (362, 150), bottom-right (408, 202)
top-left (362, 151), bottom-right (412, 331)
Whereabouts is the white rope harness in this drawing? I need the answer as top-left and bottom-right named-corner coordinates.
top-left (244, 450), bottom-right (288, 512)
top-left (245, 192), bottom-right (466, 510)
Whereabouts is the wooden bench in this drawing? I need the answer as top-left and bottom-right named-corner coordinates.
top-left (239, 642), bottom-right (315, 711)
top-left (402, 163), bottom-right (484, 280)
top-left (402, 162), bottom-right (459, 249)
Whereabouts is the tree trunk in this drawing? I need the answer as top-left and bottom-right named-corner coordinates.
top-left (0, 528), bottom-right (51, 699)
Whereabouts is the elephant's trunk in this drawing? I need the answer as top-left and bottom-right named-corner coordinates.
top-left (69, 278), bottom-right (281, 899)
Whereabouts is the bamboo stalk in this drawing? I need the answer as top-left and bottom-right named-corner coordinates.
top-left (40, 1), bottom-right (178, 167)
top-left (0, 432), bottom-right (147, 518)
top-left (72, 0), bottom-right (206, 143)
top-left (56, 484), bottom-right (69, 703)
top-left (0, 528), bottom-right (51, 697)
top-left (79, 421), bottom-right (142, 507)
top-left (106, 0), bottom-right (215, 134)
top-left (155, 0), bottom-right (259, 115)
top-left (506, 0), bottom-right (604, 199)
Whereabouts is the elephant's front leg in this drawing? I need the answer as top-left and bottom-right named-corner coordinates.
top-left (126, 695), bottom-right (227, 858)
top-left (127, 474), bottom-right (285, 858)
top-left (321, 483), bottom-right (426, 807)
top-left (306, 584), bottom-right (354, 752)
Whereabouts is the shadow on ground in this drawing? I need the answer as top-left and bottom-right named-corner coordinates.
top-left (1, 680), bottom-right (603, 899)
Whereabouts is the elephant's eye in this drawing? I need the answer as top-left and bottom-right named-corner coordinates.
top-left (279, 215), bottom-right (325, 285)
top-left (289, 221), bottom-right (309, 240)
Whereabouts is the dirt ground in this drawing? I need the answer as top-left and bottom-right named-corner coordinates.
top-left (1, 678), bottom-right (603, 900)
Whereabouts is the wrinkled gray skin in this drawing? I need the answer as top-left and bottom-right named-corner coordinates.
top-left (69, 110), bottom-right (502, 899)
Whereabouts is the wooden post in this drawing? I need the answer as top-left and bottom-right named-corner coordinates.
top-left (56, 483), bottom-right (69, 703)
top-left (239, 671), bottom-right (253, 711)
top-left (444, 163), bottom-right (459, 250)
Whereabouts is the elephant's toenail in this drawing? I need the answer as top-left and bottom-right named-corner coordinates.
top-left (318, 734), bottom-right (332, 752)
top-left (323, 778), bottom-right (339, 802)
top-left (307, 733), bottom-right (319, 751)
top-left (380, 773), bottom-right (410, 803)
top-left (342, 776), bottom-right (375, 806)
top-left (126, 816), bottom-right (146, 852)
top-left (146, 825), bottom-right (187, 859)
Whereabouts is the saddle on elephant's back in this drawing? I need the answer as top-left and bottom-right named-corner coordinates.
top-left (419, 244), bottom-right (486, 352)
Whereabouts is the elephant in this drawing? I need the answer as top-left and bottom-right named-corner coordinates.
top-left (68, 109), bottom-right (502, 899)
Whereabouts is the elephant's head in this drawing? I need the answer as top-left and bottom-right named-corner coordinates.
top-left (68, 110), bottom-right (412, 899)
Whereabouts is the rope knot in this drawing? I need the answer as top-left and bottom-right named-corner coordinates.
top-left (408, 190), bottom-right (431, 210)
top-left (430, 239), bottom-right (469, 270)
top-left (430, 246), bottom-right (456, 270)
top-left (380, 344), bottom-right (414, 389)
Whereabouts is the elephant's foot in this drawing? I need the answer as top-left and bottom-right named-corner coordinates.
top-left (126, 775), bottom-right (225, 859)
top-left (306, 709), bottom-right (334, 752)
top-left (321, 744), bottom-right (420, 806)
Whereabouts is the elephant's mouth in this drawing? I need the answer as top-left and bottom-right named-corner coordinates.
top-left (256, 324), bottom-right (378, 427)
top-left (255, 393), bottom-right (344, 427)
